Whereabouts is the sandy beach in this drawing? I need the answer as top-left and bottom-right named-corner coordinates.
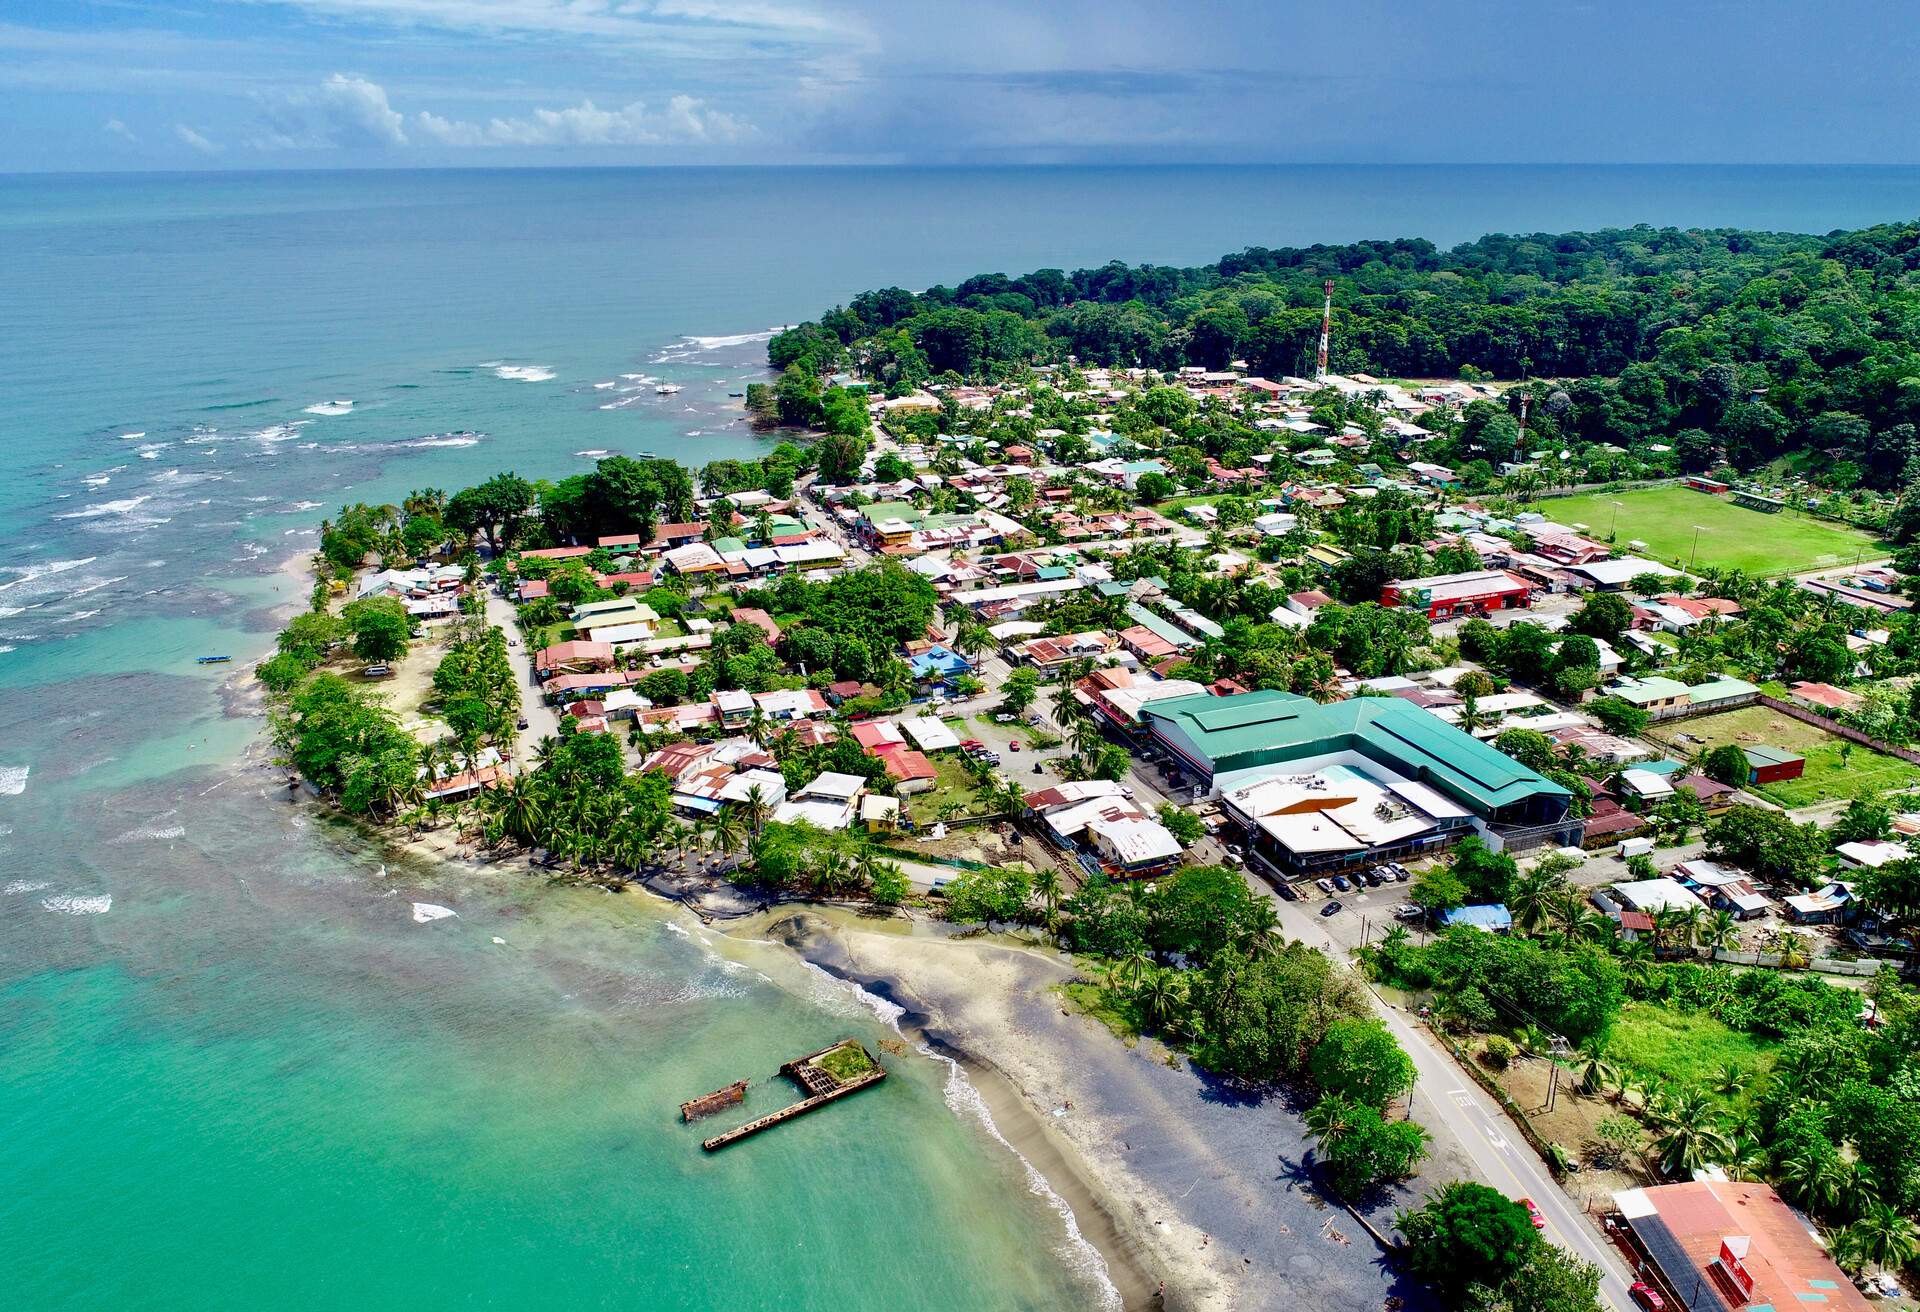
top-left (725, 905), bottom-right (1440, 1312)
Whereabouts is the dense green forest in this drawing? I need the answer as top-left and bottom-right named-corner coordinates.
top-left (770, 222), bottom-right (1920, 489)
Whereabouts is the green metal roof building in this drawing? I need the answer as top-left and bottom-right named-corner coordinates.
top-left (1141, 690), bottom-right (1573, 830)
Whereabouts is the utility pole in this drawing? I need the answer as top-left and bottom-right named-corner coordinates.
top-left (1315, 278), bottom-right (1333, 380)
top-left (1514, 392), bottom-right (1530, 465)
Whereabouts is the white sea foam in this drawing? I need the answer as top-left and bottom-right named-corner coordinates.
top-left (396, 433), bottom-right (482, 449)
top-left (796, 961), bottom-right (1119, 1311)
top-left (115, 818), bottom-right (185, 842)
top-left (0, 765), bottom-right (28, 795)
top-left (118, 431), bottom-right (147, 440)
top-left (83, 475), bottom-right (111, 487)
top-left (248, 422), bottom-right (309, 444)
top-left (411, 902), bottom-right (457, 923)
top-left (0, 646), bottom-right (13, 654)
top-left (303, 400), bottom-right (353, 416)
top-left (574, 449), bottom-right (612, 458)
top-left (288, 500), bottom-right (323, 513)
top-left (684, 330), bottom-right (778, 350)
top-left (593, 381), bottom-right (616, 390)
top-left (0, 560), bottom-right (96, 595)
top-left (54, 496), bottom-right (150, 520)
top-left (65, 576), bottom-right (127, 600)
top-left (43, 894), bottom-right (112, 915)
top-left (56, 609), bottom-right (101, 624)
top-left (4, 880), bottom-right (49, 895)
top-left (492, 364), bottom-right (555, 383)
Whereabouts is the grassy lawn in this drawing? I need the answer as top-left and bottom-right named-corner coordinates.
top-left (904, 753), bottom-right (989, 824)
top-left (1538, 484), bottom-right (1881, 576)
top-left (1059, 981), bottom-right (1142, 1045)
top-left (1606, 1000), bottom-right (1774, 1096)
top-left (1658, 705), bottom-right (1920, 806)
top-left (813, 1042), bottom-right (876, 1082)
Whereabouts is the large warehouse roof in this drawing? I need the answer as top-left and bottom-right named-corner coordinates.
top-left (1141, 690), bottom-right (1568, 815)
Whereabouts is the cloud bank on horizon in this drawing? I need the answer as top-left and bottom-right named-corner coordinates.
top-left (3, 0), bottom-right (1917, 171)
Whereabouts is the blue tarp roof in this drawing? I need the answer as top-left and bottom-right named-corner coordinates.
top-left (1440, 904), bottom-right (1513, 931)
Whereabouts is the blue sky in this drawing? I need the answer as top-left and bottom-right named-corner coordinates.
top-left (5, 1), bottom-right (1919, 171)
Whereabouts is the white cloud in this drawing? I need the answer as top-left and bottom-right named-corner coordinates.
top-left (414, 93), bottom-right (751, 147)
top-left (174, 123), bottom-right (223, 154)
top-left (253, 73), bottom-right (409, 149)
top-left (103, 117), bottom-right (137, 142)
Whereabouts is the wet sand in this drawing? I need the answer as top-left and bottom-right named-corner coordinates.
top-left (735, 907), bottom-right (1440, 1312)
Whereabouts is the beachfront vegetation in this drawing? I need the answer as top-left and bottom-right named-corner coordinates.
top-left (1399, 1180), bottom-right (1603, 1312)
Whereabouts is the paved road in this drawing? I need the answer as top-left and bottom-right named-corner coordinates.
top-left (483, 586), bottom-right (560, 767)
top-left (1262, 889), bottom-right (1640, 1312)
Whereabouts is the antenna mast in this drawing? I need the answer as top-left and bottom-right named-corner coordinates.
top-left (1315, 278), bottom-right (1333, 379)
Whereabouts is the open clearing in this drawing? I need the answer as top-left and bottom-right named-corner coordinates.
top-left (1652, 704), bottom-right (1920, 806)
top-left (1539, 484), bottom-right (1881, 576)
top-left (1606, 1000), bottom-right (1775, 1097)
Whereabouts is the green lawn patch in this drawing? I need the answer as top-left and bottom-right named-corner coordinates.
top-left (1658, 705), bottom-right (1920, 806)
top-left (1059, 981), bottom-right (1142, 1044)
top-left (1606, 1000), bottom-right (1774, 1096)
top-left (1538, 485), bottom-right (1881, 576)
top-left (813, 1042), bottom-right (876, 1082)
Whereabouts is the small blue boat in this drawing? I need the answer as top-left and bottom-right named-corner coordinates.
top-left (195, 655), bottom-right (232, 665)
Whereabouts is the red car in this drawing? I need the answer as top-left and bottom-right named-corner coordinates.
top-left (1520, 1198), bottom-right (1546, 1230)
top-left (1628, 1281), bottom-right (1666, 1311)
top-left (1008, 740), bottom-right (1022, 751)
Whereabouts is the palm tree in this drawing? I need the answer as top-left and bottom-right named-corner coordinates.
top-left (1650, 1089), bottom-right (1734, 1177)
top-left (1508, 867), bottom-right (1568, 936)
top-left (1455, 694), bottom-right (1494, 736)
top-left (1723, 1136), bottom-right (1769, 1183)
top-left (1779, 1150), bottom-right (1850, 1216)
top-left (1574, 1038), bottom-right (1618, 1095)
top-left (1304, 1098), bottom-right (1355, 1159)
top-left (1032, 867), bottom-right (1062, 935)
top-left (1699, 908), bottom-right (1740, 957)
top-left (1676, 904), bottom-right (1706, 959)
top-left (1770, 929), bottom-right (1813, 971)
top-left (1708, 1061), bottom-right (1751, 1100)
top-left (1138, 967), bottom-right (1187, 1034)
top-left (707, 807), bottom-right (746, 862)
top-left (739, 784), bottom-right (772, 839)
top-left (1119, 948), bottom-right (1153, 990)
top-left (1848, 1202), bottom-right (1920, 1272)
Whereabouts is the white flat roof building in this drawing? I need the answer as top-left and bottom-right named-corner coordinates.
top-left (1611, 878), bottom-right (1706, 914)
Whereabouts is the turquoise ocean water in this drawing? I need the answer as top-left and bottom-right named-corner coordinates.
top-left (4, 166), bottom-right (1920, 1310)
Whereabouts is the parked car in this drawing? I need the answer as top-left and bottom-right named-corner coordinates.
top-left (1520, 1198), bottom-right (1546, 1230)
top-left (1361, 868), bottom-right (1385, 887)
top-left (515, 715), bottom-right (529, 730)
top-left (1394, 904), bottom-right (1424, 920)
top-left (1315, 878), bottom-right (1336, 895)
top-left (1389, 864), bottom-right (1411, 882)
top-left (1331, 875), bottom-right (1352, 892)
top-left (1008, 741), bottom-right (1022, 751)
top-left (1628, 1282), bottom-right (1666, 1311)
top-left (993, 712), bottom-right (1017, 723)
top-left (1320, 901), bottom-right (1344, 917)
top-left (362, 664), bottom-right (392, 678)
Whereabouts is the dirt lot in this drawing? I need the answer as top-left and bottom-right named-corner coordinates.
top-left (1468, 1040), bottom-right (1650, 1214)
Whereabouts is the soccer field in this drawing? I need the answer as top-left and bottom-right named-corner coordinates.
top-left (1537, 485), bottom-right (1882, 576)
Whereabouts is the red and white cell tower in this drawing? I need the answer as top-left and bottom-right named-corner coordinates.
top-left (1315, 278), bottom-right (1334, 378)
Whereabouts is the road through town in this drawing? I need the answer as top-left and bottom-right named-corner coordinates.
top-left (1265, 892), bottom-right (1641, 1312)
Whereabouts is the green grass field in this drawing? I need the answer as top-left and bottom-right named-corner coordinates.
top-left (1606, 1001), bottom-right (1775, 1097)
top-left (1538, 485), bottom-right (1881, 576)
top-left (1656, 704), bottom-right (1920, 806)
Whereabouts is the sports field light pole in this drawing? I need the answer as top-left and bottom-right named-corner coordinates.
top-left (1687, 525), bottom-right (1709, 572)
top-left (1609, 499), bottom-right (1624, 538)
